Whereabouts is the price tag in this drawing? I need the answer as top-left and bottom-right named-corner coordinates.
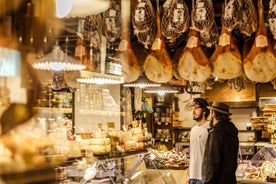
top-left (256, 35), bottom-right (268, 48)
top-left (219, 33), bottom-right (230, 46)
top-left (173, 9), bottom-right (184, 23)
top-left (151, 38), bottom-right (162, 50)
top-left (108, 9), bottom-right (116, 17)
top-left (186, 36), bottom-right (198, 48)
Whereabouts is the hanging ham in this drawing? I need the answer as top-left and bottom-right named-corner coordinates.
top-left (210, 26), bottom-right (243, 80)
top-left (243, 0), bottom-right (276, 83)
top-left (177, 28), bottom-right (212, 82)
top-left (200, 21), bottom-right (219, 48)
top-left (136, 24), bottom-right (156, 49)
top-left (238, 0), bottom-right (258, 37)
top-left (84, 14), bottom-right (102, 45)
top-left (132, 0), bottom-right (155, 34)
top-left (116, 0), bottom-right (142, 83)
top-left (161, 0), bottom-right (190, 40)
top-left (102, 0), bottom-right (121, 42)
top-left (221, 0), bottom-right (242, 32)
top-left (144, 6), bottom-right (173, 83)
top-left (132, 0), bottom-right (156, 48)
top-left (268, 0), bottom-right (276, 39)
top-left (192, 0), bottom-right (215, 32)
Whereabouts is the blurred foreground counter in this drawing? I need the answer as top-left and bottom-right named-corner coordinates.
top-left (1, 167), bottom-right (56, 184)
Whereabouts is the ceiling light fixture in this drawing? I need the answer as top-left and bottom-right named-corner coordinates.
top-left (55, 0), bottom-right (111, 18)
top-left (32, 45), bottom-right (86, 71)
top-left (76, 70), bottom-right (124, 85)
top-left (123, 74), bottom-right (161, 88)
top-left (55, 0), bottom-right (73, 18)
top-left (144, 84), bottom-right (179, 96)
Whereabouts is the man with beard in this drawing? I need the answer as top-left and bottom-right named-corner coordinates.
top-left (187, 98), bottom-right (210, 184)
top-left (202, 102), bottom-right (239, 184)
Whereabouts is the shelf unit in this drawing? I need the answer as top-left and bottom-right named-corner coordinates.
top-left (151, 94), bottom-right (174, 150)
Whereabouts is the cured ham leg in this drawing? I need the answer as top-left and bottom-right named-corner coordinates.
top-left (117, 0), bottom-right (141, 83)
top-left (243, 0), bottom-right (276, 83)
top-left (161, 0), bottom-right (190, 40)
top-left (178, 28), bottom-right (211, 82)
top-left (144, 6), bottom-right (173, 83)
top-left (192, 0), bottom-right (215, 32)
top-left (210, 27), bottom-right (243, 80)
top-left (132, 0), bottom-right (156, 48)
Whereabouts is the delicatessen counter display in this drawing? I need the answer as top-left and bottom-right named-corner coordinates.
top-left (237, 144), bottom-right (276, 183)
top-left (0, 118), bottom-right (189, 183)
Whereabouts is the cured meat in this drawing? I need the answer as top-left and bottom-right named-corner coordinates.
top-left (84, 14), bottom-right (102, 45)
top-left (132, 0), bottom-right (156, 48)
top-left (161, 0), bottom-right (190, 40)
top-left (178, 28), bottom-right (212, 82)
top-left (200, 21), bottom-right (219, 48)
top-left (268, 0), bottom-right (276, 39)
top-left (192, 0), bottom-right (215, 32)
top-left (116, 0), bottom-right (142, 83)
top-left (132, 0), bottom-right (155, 33)
top-left (136, 23), bottom-right (156, 49)
top-left (144, 7), bottom-right (173, 83)
top-left (210, 27), bottom-right (243, 79)
top-left (102, 0), bottom-right (121, 42)
top-left (221, 0), bottom-right (242, 32)
top-left (238, 0), bottom-right (258, 36)
top-left (244, 0), bottom-right (276, 83)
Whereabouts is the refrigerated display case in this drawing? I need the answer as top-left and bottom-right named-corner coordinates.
top-left (64, 149), bottom-right (178, 184)
top-left (237, 144), bottom-right (276, 183)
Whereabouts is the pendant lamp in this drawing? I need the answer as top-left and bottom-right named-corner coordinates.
top-left (144, 84), bottom-right (179, 96)
top-left (123, 73), bottom-right (161, 88)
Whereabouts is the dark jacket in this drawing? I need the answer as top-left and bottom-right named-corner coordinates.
top-left (202, 120), bottom-right (239, 184)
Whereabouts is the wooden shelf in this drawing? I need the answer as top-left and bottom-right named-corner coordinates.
top-left (35, 107), bottom-right (72, 113)
top-left (78, 109), bottom-right (121, 116)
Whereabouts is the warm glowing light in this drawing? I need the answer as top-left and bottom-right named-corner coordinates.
top-left (123, 75), bottom-right (161, 88)
top-left (55, 0), bottom-right (73, 18)
top-left (0, 47), bottom-right (21, 77)
top-left (32, 46), bottom-right (86, 71)
top-left (76, 70), bottom-right (124, 85)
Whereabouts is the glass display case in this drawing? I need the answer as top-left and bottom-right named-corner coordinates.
top-left (64, 150), bottom-right (178, 184)
top-left (237, 144), bottom-right (276, 183)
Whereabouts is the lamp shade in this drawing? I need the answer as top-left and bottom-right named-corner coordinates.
top-left (76, 70), bottom-right (124, 85)
top-left (123, 74), bottom-right (161, 88)
top-left (32, 45), bottom-right (86, 71)
top-left (65, 0), bottom-right (110, 18)
top-left (144, 84), bottom-right (179, 96)
top-left (0, 47), bottom-right (21, 77)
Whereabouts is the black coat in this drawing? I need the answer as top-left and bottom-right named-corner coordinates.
top-left (202, 120), bottom-right (239, 184)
